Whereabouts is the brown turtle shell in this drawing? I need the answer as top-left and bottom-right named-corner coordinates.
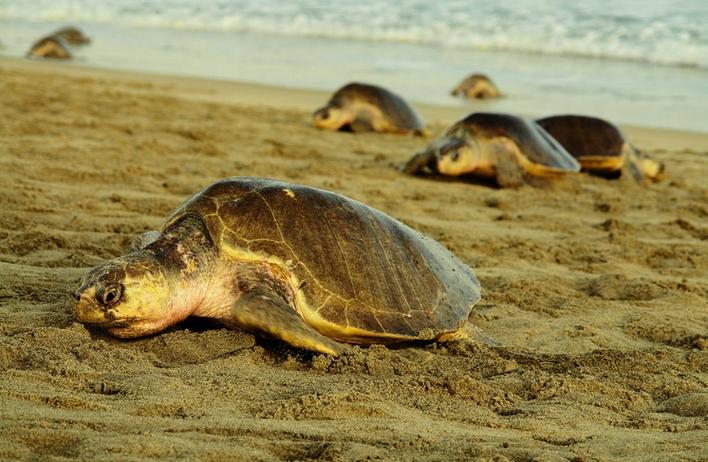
top-left (163, 177), bottom-right (479, 341)
top-left (329, 82), bottom-right (425, 131)
top-left (454, 112), bottom-right (580, 171)
top-left (536, 115), bottom-right (625, 158)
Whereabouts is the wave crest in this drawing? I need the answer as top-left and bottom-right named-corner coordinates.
top-left (1, 0), bottom-right (706, 69)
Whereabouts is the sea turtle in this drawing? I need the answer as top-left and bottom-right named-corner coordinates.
top-left (26, 35), bottom-right (72, 60)
top-left (53, 26), bottom-right (91, 45)
top-left (402, 112), bottom-right (581, 187)
top-left (312, 82), bottom-right (426, 135)
top-left (451, 74), bottom-right (501, 99)
top-left (74, 177), bottom-right (483, 355)
top-left (536, 114), bottom-right (665, 181)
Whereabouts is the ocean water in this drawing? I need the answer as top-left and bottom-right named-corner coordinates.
top-left (1, 0), bottom-right (707, 132)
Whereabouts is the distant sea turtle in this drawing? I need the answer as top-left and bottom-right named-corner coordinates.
top-left (26, 35), bottom-right (72, 60)
top-left (74, 178), bottom-right (484, 355)
top-left (536, 114), bottom-right (665, 181)
top-left (313, 82), bottom-right (426, 135)
top-left (403, 112), bottom-right (580, 187)
top-left (53, 26), bottom-right (91, 45)
top-left (26, 26), bottom-right (90, 60)
top-left (451, 74), bottom-right (501, 99)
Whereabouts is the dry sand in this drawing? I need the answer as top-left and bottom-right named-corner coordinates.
top-left (0, 57), bottom-right (706, 462)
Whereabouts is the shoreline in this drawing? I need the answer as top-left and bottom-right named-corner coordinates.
top-left (4, 11), bottom-right (708, 133)
top-left (3, 56), bottom-right (708, 148)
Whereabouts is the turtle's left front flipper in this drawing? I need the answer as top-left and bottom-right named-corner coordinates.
top-left (231, 290), bottom-right (345, 356)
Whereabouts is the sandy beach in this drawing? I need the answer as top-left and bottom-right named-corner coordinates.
top-left (0, 57), bottom-right (706, 461)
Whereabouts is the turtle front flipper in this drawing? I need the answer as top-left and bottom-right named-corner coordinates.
top-left (231, 290), bottom-right (345, 356)
top-left (493, 146), bottom-right (528, 188)
top-left (350, 117), bottom-right (375, 133)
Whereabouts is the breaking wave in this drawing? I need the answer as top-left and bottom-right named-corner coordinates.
top-left (1, 0), bottom-right (706, 68)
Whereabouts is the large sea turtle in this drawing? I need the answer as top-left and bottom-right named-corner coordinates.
top-left (74, 178), bottom-right (483, 355)
top-left (536, 114), bottom-right (665, 181)
top-left (26, 26), bottom-right (90, 60)
top-left (451, 74), bottom-right (502, 99)
top-left (402, 112), bottom-right (581, 187)
top-left (312, 82), bottom-right (426, 135)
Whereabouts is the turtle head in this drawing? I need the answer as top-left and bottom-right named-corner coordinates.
top-left (434, 135), bottom-right (482, 176)
top-left (312, 105), bottom-right (350, 131)
top-left (74, 214), bottom-right (219, 338)
top-left (73, 250), bottom-right (178, 338)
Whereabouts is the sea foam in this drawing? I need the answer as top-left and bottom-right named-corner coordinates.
top-left (1, 0), bottom-right (706, 69)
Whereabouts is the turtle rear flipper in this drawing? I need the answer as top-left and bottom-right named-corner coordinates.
top-left (463, 324), bottom-right (501, 347)
top-left (231, 290), bottom-right (345, 356)
top-left (437, 323), bottom-right (500, 347)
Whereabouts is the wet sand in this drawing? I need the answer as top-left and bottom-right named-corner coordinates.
top-left (0, 57), bottom-right (706, 461)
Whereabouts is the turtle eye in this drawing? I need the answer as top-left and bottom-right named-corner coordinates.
top-left (451, 152), bottom-right (460, 161)
top-left (97, 284), bottom-right (123, 307)
top-left (320, 110), bottom-right (330, 120)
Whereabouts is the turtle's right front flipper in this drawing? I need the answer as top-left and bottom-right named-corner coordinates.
top-left (230, 290), bottom-right (345, 356)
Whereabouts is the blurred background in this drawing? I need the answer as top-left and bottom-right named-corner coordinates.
top-left (1, 0), bottom-right (707, 132)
